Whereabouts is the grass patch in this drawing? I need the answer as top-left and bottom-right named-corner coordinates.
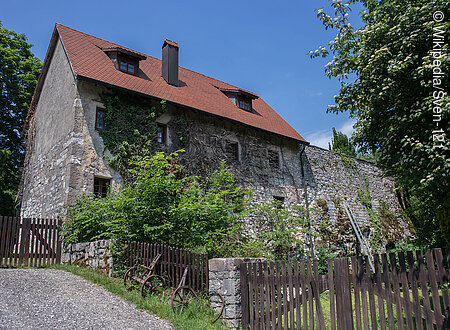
top-left (51, 264), bottom-right (228, 330)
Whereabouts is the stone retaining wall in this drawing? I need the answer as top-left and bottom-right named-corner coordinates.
top-left (61, 239), bottom-right (115, 277)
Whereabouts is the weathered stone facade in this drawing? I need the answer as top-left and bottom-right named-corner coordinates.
top-left (61, 239), bottom-right (114, 276)
top-left (21, 34), bottom-right (411, 254)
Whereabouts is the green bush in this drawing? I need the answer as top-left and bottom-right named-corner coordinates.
top-left (62, 152), bottom-right (248, 257)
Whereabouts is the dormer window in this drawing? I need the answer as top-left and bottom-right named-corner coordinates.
top-left (119, 59), bottom-right (136, 74)
top-left (238, 98), bottom-right (251, 111)
top-left (218, 87), bottom-right (258, 113)
top-left (103, 47), bottom-right (145, 76)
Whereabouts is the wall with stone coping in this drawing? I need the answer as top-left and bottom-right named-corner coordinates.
top-left (61, 239), bottom-right (115, 277)
top-left (209, 257), bottom-right (266, 329)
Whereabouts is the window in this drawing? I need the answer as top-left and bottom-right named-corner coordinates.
top-left (268, 150), bottom-right (280, 169)
top-left (225, 141), bottom-right (239, 161)
top-left (238, 98), bottom-right (251, 111)
top-left (94, 177), bottom-right (110, 197)
top-left (118, 57), bottom-right (138, 75)
top-left (156, 124), bottom-right (167, 144)
top-left (95, 108), bottom-right (106, 131)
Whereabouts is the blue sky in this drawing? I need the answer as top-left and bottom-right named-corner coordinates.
top-left (2, 0), bottom-right (360, 148)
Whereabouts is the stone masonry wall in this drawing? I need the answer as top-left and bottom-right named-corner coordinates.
top-left (61, 239), bottom-right (114, 277)
top-left (209, 257), bottom-right (266, 329)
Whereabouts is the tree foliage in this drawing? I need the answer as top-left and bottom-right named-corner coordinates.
top-left (0, 22), bottom-right (42, 215)
top-left (329, 127), bottom-right (357, 157)
top-left (311, 0), bottom-right (449, 246)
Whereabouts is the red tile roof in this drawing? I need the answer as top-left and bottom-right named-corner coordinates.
top-left (55, 24), bottom-right (305, 142)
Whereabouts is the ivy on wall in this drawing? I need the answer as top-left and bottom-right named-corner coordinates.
top-left (99, 92), bottom-right (167, 180)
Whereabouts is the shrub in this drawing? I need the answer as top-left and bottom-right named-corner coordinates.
top-left (62, 152), bottom-right (248, 257)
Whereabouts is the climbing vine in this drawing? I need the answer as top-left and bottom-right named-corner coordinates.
top-left (99, 92), bottom-right (167, 180)
top-left (358, 177), bottom-right (382, 253)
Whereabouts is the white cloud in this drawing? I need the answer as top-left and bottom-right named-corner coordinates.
top-left (304, 119), bottom-right (356, 149)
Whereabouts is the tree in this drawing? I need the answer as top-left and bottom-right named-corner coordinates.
top-left (311, 0), bottom-right (449, 246)
top-left (0, 22), bottom-right (41, 215)
top-left (329, 127), bottom-right (357, 157)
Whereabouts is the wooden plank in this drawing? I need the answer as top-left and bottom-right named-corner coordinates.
top-left (398, 252), bottom-right (413, 329)
top-left (41, 218), bottom-right (49, 267)
top-left (0, 216), bottom-right (6, 266)
top-left (51, 218), bottom-right (58, 265)
top-left (254, 262), bottom-right (261, 329)
top-left (29, 218), bottom-right (36, 267)
top-left (55, 219), bottom-right (62, 264)
top-left (269, 262), bottom-right (276, 330)
top-left (257, 262), bottom-right (264, 328)
top-left (18, 218), bottom-right (27, 266)
top-left (313, 259), bottom-right (325, 330)
top-left (274, 261), bottom-right (282, 330)
top-left (205, 252), bottom-right (209, 292)
top-left (373, 255), bottom-right (386, 330)
top-left (307, 259), bottom-right (314, 330)
top-left (328, 259), bottom-right (336, 330)
top-left (6, 217), bottom-right (15, 267)
top-left (248, 263), bottom-right (255, 329)
top-left (416, 250), bottom-right (434, 328)
top-left (388, 253), bottom-right (404, 330)
top-left (240, 263), bottom-right (249, 329)
top-left (299, 260), bottom-right (307, 330)
top-left (358, 256), bottom-right (369, 330)
top-left (47, 218), bottom-right (54, 265)
top-left (280, 261), bottom-right (289, 329)
top-left (425, 249), bottom-right (444, 327)
top-left (433, 248), bottom-right (449, 310)
top-left (36, 218), bottom-right (43, 267)
top-left (262, 262), bottom-right (270, 328)
top-left (350, 256), bottom-right (362, 330)
top-left (406, 251), bottom-right (423, 330)
top-left (1, 217), bottom-right (11, 267)
top-left (381, 253), bottom-right (395, 329)
top-left (9, 217), bottom-right (17, 267)
top-left (287, 262), bottom-right (294, 330)
top-left (21, 218), bottom-right (31, 267)
top-left (365, 256), bottom-right (377, 330)
top-left (292, 261), bottom-right (301, 330)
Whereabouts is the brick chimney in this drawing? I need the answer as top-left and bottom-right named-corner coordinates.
top-left (162, 39), bottom-right (179, 86)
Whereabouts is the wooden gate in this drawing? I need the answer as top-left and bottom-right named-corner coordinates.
top-left (240, 260), bottom-right (327, 329)
top-left (0, 216), bottom-right (62, 267)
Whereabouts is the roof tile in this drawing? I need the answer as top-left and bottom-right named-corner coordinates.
top-left (55, 24), bottom-right (305, 142)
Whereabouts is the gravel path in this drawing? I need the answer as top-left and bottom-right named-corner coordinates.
top-left (0, 269), bottom-right (173, 330)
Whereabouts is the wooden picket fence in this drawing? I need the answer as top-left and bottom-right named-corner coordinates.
top-left (0, 216), bottom-right (62, 268)
top-left (125, 241), bottom-right (209, 292)
top-left (240, 248), bottom-right (449, 329)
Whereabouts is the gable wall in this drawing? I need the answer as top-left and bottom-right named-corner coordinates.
top-left (21, 37), bottom-right (79, 217)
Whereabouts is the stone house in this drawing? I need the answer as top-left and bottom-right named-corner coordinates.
top-left (21, 24), bottom-right (411, 252)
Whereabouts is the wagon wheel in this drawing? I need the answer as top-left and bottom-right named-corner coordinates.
top-left (171, 286), bottom-right (197, 313)
top-left (208, 290), bottom-right (225, 324)
top-left (123, 266), bottom-right (139, 290)
top-left (141, 275), bottom-right (166, 298)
